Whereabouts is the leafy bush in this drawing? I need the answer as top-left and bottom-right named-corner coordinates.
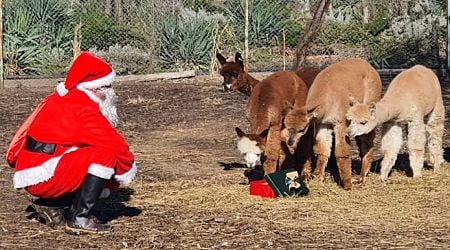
top-left (182, 0), bottom-right (221, 12)
top-left (317, 21), bottom-right (375, 46)
top-left (90, 45), bottom-right (155, 75)
top-left (76, 12), bottom-right (145, 50)
top-left (225, 0), bottom-right (290, 47)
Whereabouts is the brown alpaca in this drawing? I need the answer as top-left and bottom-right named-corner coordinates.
top-left (346, 65), bottom-right (445, 180)
top-left (282, 58), bottom-right (382, 190)
top-left (235, 71), bottom-right (312, 175)
top-left (216, 52), bottom-right (320, 96)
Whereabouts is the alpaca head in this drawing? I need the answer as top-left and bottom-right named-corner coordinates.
top-left (235, 127), bottom-right (266, 168)
top-left (282, 105), bottom-right (312, 154)
top-left (346, 97), bottom-right (377, 137)
top-left (216, 52), bottom-right (244, 91)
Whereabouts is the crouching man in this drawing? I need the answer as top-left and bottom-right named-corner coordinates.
top-left (5, 51), bottom-right (137, 234)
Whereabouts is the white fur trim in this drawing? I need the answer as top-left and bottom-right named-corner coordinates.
top-left (56, 82), bottom-right (69, 96)
top-left (237, 137), bottom-right (262, 154)
top-left (77, 86), bottom-right (101, 104)
top-left (13, 147), bottom-right (78, 189)
top-left (114, 162), bottom-right (138, 186)
top-left (88, 163), bottom-right (115, 179)
top-left (78, 71), bottom-right (116, 90)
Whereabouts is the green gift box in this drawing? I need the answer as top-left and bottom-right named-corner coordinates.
top-left (264, 169), bottom-right (309, 197)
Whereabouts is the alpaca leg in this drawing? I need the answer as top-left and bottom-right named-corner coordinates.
top-left (380, 123), bottom-right (403, 181)
top-left (298, 127), bottom-right (314, 181)
top-left (355, 130), bottom-right (376, 184)
top-left (278, 147), bottom-right (287, 167)
top-left (407, 120), bottom-right (426, 178)
top-left (313, 125), bottom-right (333, 182)
top-left (263, 127), bottom-right (281, 174)
top-left (426, 103), bottom-right (445, 171)
top-left (334, 123), bottom-right (352, 190)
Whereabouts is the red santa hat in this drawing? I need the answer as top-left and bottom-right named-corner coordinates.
top-left (56, 51), bottom-right (116, 96)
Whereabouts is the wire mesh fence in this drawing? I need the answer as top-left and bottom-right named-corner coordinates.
top-left (2, 0), bottom-right (448, 81)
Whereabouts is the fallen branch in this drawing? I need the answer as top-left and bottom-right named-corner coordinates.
top-left (117, 70), bottom-right (196, 83)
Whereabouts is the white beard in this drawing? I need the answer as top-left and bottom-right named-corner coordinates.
top-left (98, 88), bottom-right (119, 127)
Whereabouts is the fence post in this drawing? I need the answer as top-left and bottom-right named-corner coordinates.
top-left (0, 0), bottom-right (3, 89)
top-left (244, 0), bottom-right (249, 72)
top-left (447, 0), bottom-right (450, 81)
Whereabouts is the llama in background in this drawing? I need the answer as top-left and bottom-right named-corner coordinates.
top-left (216, 52), bottom-right (320, 96)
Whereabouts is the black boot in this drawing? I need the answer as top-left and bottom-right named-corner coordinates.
top-left (66, 174), bottom-right (112, 234)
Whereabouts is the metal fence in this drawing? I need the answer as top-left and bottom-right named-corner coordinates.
top-left (1, 0), bottom-right (448, 82)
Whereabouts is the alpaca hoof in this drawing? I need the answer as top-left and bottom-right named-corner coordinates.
top-left (354, 176), bottom-right (365, 185)
top-left (301, 172), bottom-right (312, 182)
top-left (412, 173), bottom-right (422, 179)
top-left (379, 175), bottom-right (388, 182)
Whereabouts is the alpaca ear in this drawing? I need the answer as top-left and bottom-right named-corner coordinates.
top-left (216, 53), bottom-right (227, 65)
top-left (235, 52), bottom-right (244, 69)
top-left (235, 52), bottom-right (243, 61)
top-left (349, 96), bottom-right (357, 107)
top-left (368, 103), bottom-right (376, 119)
top-left (307, 110), bottom-right (317, 120)
top-left (259, 129), bottom-right (269, 139)
top-left (235, 127), bottom-right (246, 138)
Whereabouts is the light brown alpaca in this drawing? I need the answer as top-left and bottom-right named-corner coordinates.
top-left (216, 52), bottom-right (320, 95)
top-left (235, 71), bottom-right (312, 175)
top-left (346, 65), bottom-right (445, 180)
top-left (282, 58), bottom-right (382, 190)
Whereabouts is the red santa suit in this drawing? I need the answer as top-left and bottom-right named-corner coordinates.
top-left (6, 52), bottom-right (137, 198)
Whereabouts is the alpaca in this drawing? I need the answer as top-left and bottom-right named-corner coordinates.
top-left (216, 52), bottom-right (320, 96)
top-left (235, 71), bottom-right (311, 175)
top-left (346, 65), bottom-right (445, 180)
top-left (282, 58), bottom-right (382, 190)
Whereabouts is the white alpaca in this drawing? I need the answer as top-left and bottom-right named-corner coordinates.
top-left (346, 65), bottom-right (445, 180)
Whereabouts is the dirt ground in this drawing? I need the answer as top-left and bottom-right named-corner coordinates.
top-left (0, 74), bottom-right (449, 249)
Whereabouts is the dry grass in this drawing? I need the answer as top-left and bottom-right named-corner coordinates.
top-left (0, 75), bottom-right (449, 249)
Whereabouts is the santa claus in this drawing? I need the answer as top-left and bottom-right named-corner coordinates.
top-left (6, 51), bottom-right (137, 234)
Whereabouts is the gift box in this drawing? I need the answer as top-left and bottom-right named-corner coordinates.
top-left (249, 179), bottom-right (276, 198)
top-left (264, 169), bottom-right (309, 197)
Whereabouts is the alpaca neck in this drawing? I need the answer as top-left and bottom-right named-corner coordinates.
top-left (240, 72), bottom-right (260, 95)
top-left (375, 101), bottom-right (398, 124)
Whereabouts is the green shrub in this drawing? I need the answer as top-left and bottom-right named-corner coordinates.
top-left (90, 45), bottom-right (155, 75)
top-left (182, 0), bottom-right (221, 12)
top-left (76, 12), bottom-right (145, 50)
top-left (317, 21), bottom-right (375, 46)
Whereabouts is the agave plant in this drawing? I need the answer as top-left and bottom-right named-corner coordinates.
top-left (225, 0), bottom-right (290, 47)
top-left (3, 0), bottom-right (73, 76)
top-left (157, 8), bottom-right (222, 70)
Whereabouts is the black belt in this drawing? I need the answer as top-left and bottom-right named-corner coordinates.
top-left (25, 136), bottom-right (56, 155)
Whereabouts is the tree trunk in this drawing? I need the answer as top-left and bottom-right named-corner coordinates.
top-left (114, 0), bottom-right (124, 23)
top-left (292, 0), bottom-right (332, 70)
top-left (105, 0), bottom-right (113, 16)
top-left (362, 0), bottom-right (370, 23)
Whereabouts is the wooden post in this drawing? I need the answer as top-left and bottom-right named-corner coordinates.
top-left (282, 29), bottom-right (286, 71)
top-left (447, 0), bottom-right (450, 80)
top-left (0, 0), bottom-right (3, 88)
top-left (244, 0), bottom-right (249, 72)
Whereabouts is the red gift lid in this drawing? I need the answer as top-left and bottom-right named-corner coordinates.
top-left (249, 179), bottom-right (276, 198)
